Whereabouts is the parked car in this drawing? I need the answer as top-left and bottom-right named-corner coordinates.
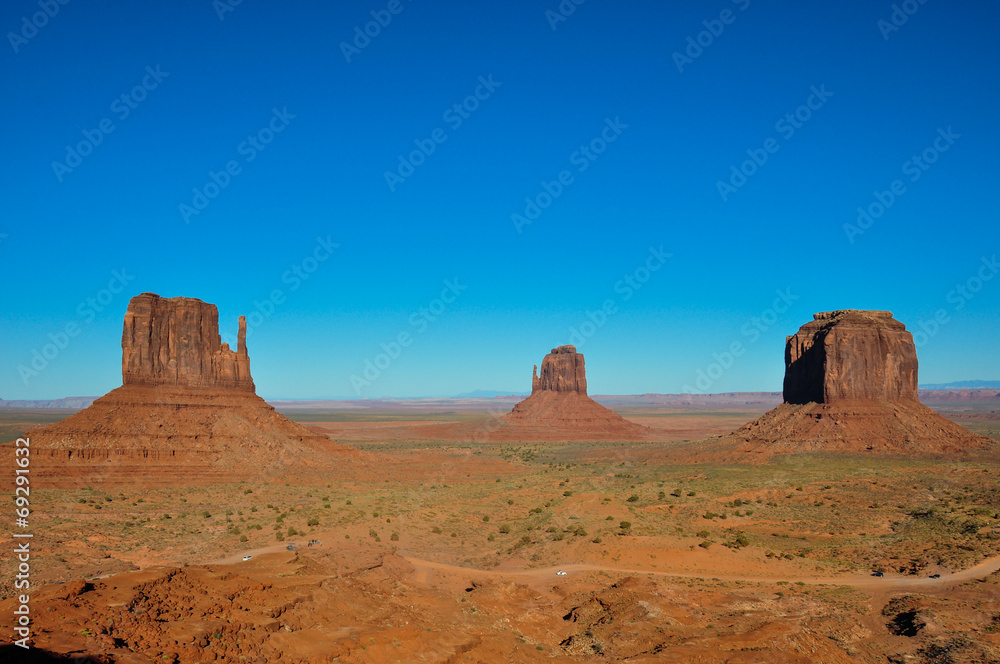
top-left (929, 573), bottom-right (941, 579)
top-left (286, 544), bottom-right (296, 551)
top-left (242, 555), bottom-right (253, 561)
top-left (872, 571), bottom-right (884, 577)
top-left (556, 570), bottom-right (567, 576)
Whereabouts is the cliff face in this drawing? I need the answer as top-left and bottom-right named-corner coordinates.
top-left (122, 293), bottom-right (254, 391)
top-left (783, 310), bottom-right (918, 404)
top-left (728, 310), bottom-right (992, 459)
top-left (498, 344), bottom-right (648, 441)
top-left (532, 345), bottom-right (587, 395)
top-left (26, 292), bottom-right (350, 486)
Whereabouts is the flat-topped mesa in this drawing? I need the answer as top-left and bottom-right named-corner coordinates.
top-left (783, 310), bottom-right (918, 404)
top-left (531, 345), bottom-right (587, 395)
top-left (122, 293), bottom-right (254, 390)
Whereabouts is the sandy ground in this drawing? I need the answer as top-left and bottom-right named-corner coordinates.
top-left (2, 400), bottom-right (1000, 662)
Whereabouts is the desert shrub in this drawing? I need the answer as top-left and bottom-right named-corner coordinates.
top-left (627, 494), bottom-right (639, 503)
top-left (498, 524), bottom-right (511, 534)
top-left (244, 488), bottom-right (253, 494)
top-left (563, 490), bottom-right (573, 497)
top-left (697, 530), bottom-right (710, 538)
top-left (287, 527), bottom-right (298, 536)
top-left (592, 537), bottom-right (603, 544)
top-left (687, 491), bottom-right (696, 497)
top-left (671, 489), bottom-right (682, 498)
top-left (726, 531), bottom-right (750, 549)
top-left (276, 532), bottom-right (285, 541)
top-left (573, 526), bottom-right (588, 537)
top-left (432, 526), bottom-right (442, 534)
top-left (239, 535), bottom-right (248, 542)
top-left (658, 491), bottom-right (666, 499)
top-left (450, 532), bottom-right (457, 538)
top-left (619, 521), bottom-right (632, 531)
top-left (529, 507), bottom-right (543, 515)
top-left (390, 532), bottom-right (399, 541)
top-left (487, 533), bottom-right (495, 542)
top-left (369, 528), bottom-right (378, 538)
top-left (698, 540), bottom-right (713, 549)
top-left (482, 515), bottom-right (490, 522)
top-left (307, 517), bottom-right (319, 526)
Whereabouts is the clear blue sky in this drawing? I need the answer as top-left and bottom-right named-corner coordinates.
top-left (2, 0), bottom-right (998, 399)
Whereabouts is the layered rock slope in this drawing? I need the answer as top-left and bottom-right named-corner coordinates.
top-left (492, 346), bottom-right (650, 441)
top-left (27, 293), bottom-right (352, 486)
top-left (731, 310), bottom-right (992, 457)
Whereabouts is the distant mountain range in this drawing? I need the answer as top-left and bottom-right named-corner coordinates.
top-left (919, 381), bottom-right (1000, 390)
top-left (3, 384), bottom-right (998, 410)
top-left (0, 397), bottom-right (99, 409)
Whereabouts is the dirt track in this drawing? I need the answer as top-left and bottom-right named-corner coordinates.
top-left (210, 536), bottom-right (1000, 594)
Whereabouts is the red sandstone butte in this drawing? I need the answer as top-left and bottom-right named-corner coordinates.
top-left (26, 293), bottom-right (354, 486)
top-left (532, 344), bottom-right (588, 394)
top-left (783, 310), bottom-right (918, 404)
top-left (494, 345), bottom-right (650, 441)
top-left (122, 293), bottom-right (253, 390)
top-left (731, 310), bottom-right (993, 458)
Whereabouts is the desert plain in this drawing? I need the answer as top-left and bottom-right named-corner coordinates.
top-left (2, 389), bottom-right (1000, 663)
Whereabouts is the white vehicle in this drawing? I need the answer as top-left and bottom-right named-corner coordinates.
top-left (556, 570), bottom-right (567, 576)
top-left (242, 555), bottom-right (253, 561)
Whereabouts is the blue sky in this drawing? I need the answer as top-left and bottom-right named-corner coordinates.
top-left (2, 0), bottom-right (998, 399)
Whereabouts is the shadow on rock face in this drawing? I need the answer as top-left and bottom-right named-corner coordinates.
top-left (0, 645), bottom-right (103, 663)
